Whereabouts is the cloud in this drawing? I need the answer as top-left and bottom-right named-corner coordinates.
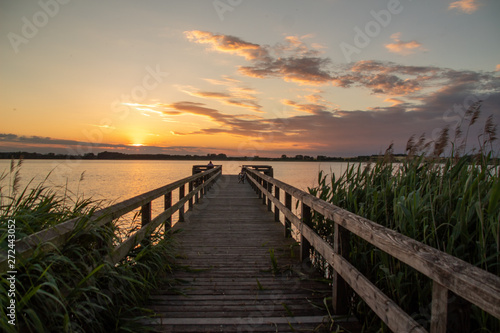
top-left (0, 133), bottom-right (207, 155)
top-left (385, 33), bottom-right (426, 55)
top-left (185, 32), bottom-right (438, 94)
top-left (239, 56), bottom-right (334, 85)
top-left (184, 30), bottom-right (270, 61)
top-left (179, 82), bottom-right (263, 112)
top-left (448, 0), bottom-right (481, 13)
top-left (384, 98), bottom-right (405, 106)
top-left (186, 30), bottom-right (334, 86)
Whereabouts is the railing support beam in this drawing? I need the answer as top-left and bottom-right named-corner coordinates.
top-left (179, 184), bottom-right (185, 222)
top-left (188, 181), bottom-right (194, 211)
top-left (284, 192), bottom-right (292, 238)
top-left (300, 203), bottom-right (312, 263)
top-left (274, 186), bottom-right (280, 222)
top-left (164, 191), bottom-right (172, 231)
top-left (430, 281), bottom-right (448, 333)
top-left (267, 182), bottom-right (273, 212)
top-left (332, 222), bottom-right (350, 315)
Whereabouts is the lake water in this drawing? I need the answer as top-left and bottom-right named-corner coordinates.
top-left (0, 159), bottom-right (359, 226)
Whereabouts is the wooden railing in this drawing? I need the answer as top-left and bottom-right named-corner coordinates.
top-left (244, 166), bottom-right (500, 333)
top-left (242, 165), bottom-right (274, 177)
top-left (0, 166), bottom-right (222, 270)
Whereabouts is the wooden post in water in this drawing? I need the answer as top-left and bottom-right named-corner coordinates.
top-left (332, 223), bottom-right (350, 314)
top-left (164, 192), bottom-right (172, 230)
top-left (300, 202), bottom-right (312, 262)
top-left (179, 184), bottom-right (185, 222)
top-left (274, 186), bottom-right (280, 222)
top-left (284, 192), bottom-right (292, 238)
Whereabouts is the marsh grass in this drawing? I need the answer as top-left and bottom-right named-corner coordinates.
top-left (0, 165), bottom-right (176, 332)
top-left (309, 105), bottom-right (499, 332)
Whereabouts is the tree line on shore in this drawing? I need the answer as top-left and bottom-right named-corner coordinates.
top-left (0, 151), bottom-right (409, 162)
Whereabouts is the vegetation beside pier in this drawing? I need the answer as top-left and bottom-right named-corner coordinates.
top-left (309, 109), bottom-right (499, 332)
top-left (0, 161), bottom-right (176, 333)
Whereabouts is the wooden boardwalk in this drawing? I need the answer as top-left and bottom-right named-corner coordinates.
top-left (144, 175), bottom-right (354, 332)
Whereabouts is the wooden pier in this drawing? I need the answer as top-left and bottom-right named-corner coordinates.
top-left (3, 165), bottom-right (499, 333)
top-left (143, 175), bottom-right (348, 332)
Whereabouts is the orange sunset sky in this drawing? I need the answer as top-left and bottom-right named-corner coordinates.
top-left (1, 0), bottom-right (499, 157)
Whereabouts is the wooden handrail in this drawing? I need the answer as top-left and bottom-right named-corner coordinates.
top-left (0, 166), bottom-right (222, 270)
top-left (244, 166), bottom-right (500, 333)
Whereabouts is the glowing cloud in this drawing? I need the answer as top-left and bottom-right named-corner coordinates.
top-left (448, 0), bottom-right (481, 13)
top-left (385, 33), bottom-right (426, 55)
top-left (184, 30), bottom-right (269, 61)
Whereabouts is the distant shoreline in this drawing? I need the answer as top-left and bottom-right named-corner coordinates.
top-left (0, 151), bottom-right (407, 163)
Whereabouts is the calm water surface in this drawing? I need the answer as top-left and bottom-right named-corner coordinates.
top-left (1, 159), bottom-right (359, 223)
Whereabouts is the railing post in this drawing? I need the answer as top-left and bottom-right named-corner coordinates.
top-left (274, 186), bottom-right (280, 222)
top-left (179, 184), bottom-right (185, 222)
top-left (267, 182), bottom-right (272, 212)
top-left (200, 176), bottom-right (205, 199)
top-left (332, 222), bottom-right (350, 314)
top-left (194, 180), bottom-right (200, 204)
top-left (141, 202), bottom-right (151, 227)
top-left (284, 192), bottom-right (292, 238)
top-left (189, 181), bottom-right (194, 211)
top-left (430, 281), bottom-right (448, 333)
top-left (141, 202), bottom-right (152, 245)
top-left (262, 179), bottom-right (267, 205)
top-left (300, 203), bottom-right (312, 263)
top-left (164, 191), bottom-right (172, 231)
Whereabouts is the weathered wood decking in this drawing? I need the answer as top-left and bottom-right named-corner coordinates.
top-left (144, 175), bottom-right (355, 332)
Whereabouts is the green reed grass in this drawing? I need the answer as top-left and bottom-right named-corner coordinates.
top-left (309, 105), bottom-right (499, 332)
top-left (0, 165), bottom-right (176, 333)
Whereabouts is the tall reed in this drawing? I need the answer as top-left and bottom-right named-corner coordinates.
top-left (0, 165), bottom-right (176, 332)
top-left (309, 104), bottom-right (499, 332)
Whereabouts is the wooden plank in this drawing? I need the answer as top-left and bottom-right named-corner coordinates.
top-left (144, 315), bottom-right (332, 326)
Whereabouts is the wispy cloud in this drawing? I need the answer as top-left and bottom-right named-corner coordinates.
top-left (385, 33), bottom-right (427, 56)
top-left (178, 81), bottom-right (263, 112)
top-left (0, 133), bottom-right (208, 154)
top-left (448, 0), bottom-right (481, 13)
top-left (184, 30), bottom-right (270, 61)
